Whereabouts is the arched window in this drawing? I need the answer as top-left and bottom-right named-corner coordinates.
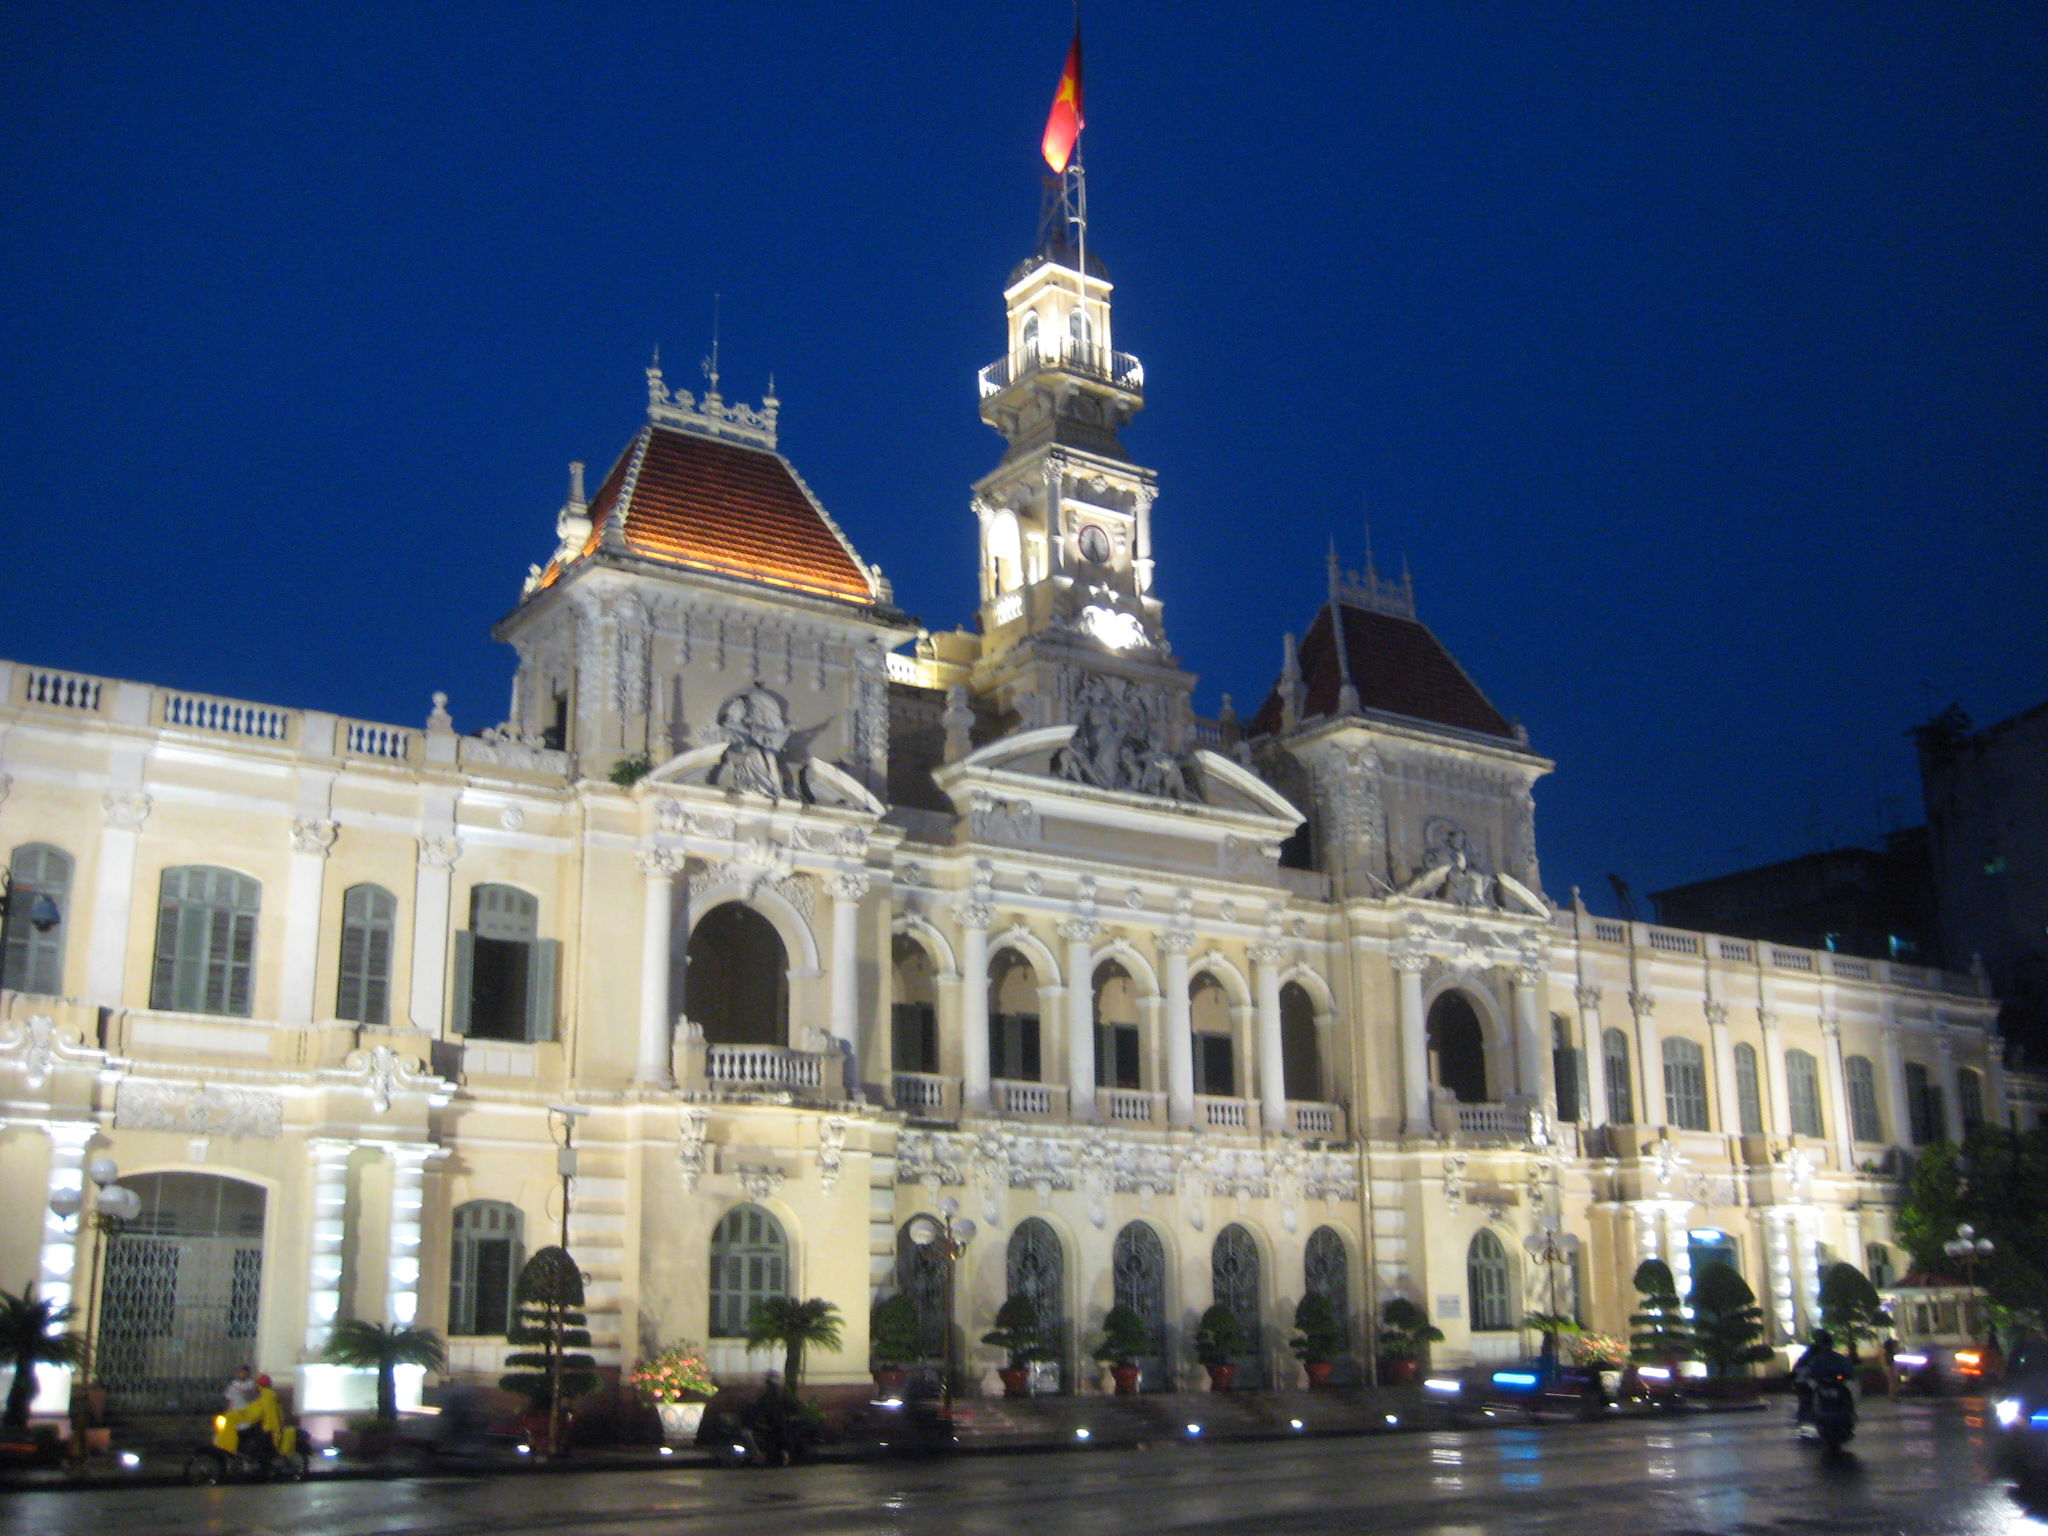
top-left (2, 843), bottom-right (71, 995)
top-left (684, 903), bottom-right (786, 1047)
top-left (1112, 1221), bottom-right (1169, 1390)
top-left (1279, 981), bottom-right (1321, 1101)
top-left (1785, 1049), bottom-right (1823, 1138)
top-left (1007, 1218), bottom-right (1065, 1388)
top-left (987, 508), bottom-right (1023, 596)
top-left (1304, 1226), bottom-right (1349, 1355)
top-left (710, 1205), bottom-right (788, 1338)
top-left (1663, 1037), bottom-right (1710, 1131)
top-left (1957, 1068), bottom-right (1984, 1130)
top-left (1845, 1055), bottom-right (1884, 1142)
top-left (1020, 311), bottom-right (1040, 359)
top-left (452, 883), bottom-right (557, 1041)
top-left (1094, 961), bottom-right (1141, 1090)
top-left (1866, 1242), bottom-right (1894, 1290)
top-left (1190, 974), bottom-right (1236, 1096)
top-left (1733, 1042), bottom-right (1764, 1135)
top-left (989, 949), bottom-right (1042, 1082)
top-left (1552, 1014), bottom-right (1582, 1123)
top-left (150, 866), bottom-right (260, 1016)
top-left (1467, 1229), bottom-right (1513, 1332)
top-left (337, 883), bottom-right (397, 1025)
top-left (1067, 305), bottom-right (1091, 351)
top-left (448, 1200), bottom-right (523, 1336)
top-left (1603, 1028), bottom-right (1635, 1124)
top-left (895, 1217), bottom-right (949, 1360)
top-left (891, 935), bottom-right (938, 1074)
top-left (1211, 1224), bottom-right (1263, 1385)
top-left (1428, 992), bottom-right (1488, 1104)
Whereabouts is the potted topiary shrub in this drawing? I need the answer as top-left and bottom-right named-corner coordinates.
top-left (1092, 1304), bottom-right (1152, 1396)
top-left (1194, 1303), bottom-right (1247, 1391)
top-left (869, 1293), bottom-right (924, 1398)
top-left (627, 1340), bottom-right (717, 1445)
top-left (1290, 1293), bottom-right (1345, 1389)
top-left (981, 1294), bottom-right (1055, 1398)
top-left (1377, 1297), bottom-right (1443, 1386)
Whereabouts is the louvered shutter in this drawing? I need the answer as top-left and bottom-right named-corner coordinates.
top-left (450, 930), bottom-right (475, 1035)
top-left (525, 939), bottom-right (559, 1042)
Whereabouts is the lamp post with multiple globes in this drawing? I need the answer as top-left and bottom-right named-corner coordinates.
top-left (1523, 1218), bottom-right (1582, 1381)
top-left (47, 1157), bottom-right (141, 1461)
top-left (907, 1198), bottom-right (976, 1418)
top-left (1944, 1223), bottom-right (1995, 1353)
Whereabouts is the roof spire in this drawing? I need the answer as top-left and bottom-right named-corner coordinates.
top-left (1279, 631), bottom-right (1304, 730)
top-left (647, 346), bottom-right (667, 409)
top-left (701, 292), bottom-right (722, 400)
top-left (1329, 539), bottom-right (1359, 716)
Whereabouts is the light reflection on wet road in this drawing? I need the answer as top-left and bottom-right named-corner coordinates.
top-left (5, 1400), bottom-right (2043, 1536)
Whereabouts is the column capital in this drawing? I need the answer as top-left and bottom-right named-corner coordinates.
top-left (1628, 989), bottom-right (1656, 1019)
top-left (1156, 929), bottom-right (1196, 958)
top-left (101, 790), bottom-right (152, 831)
top-left (958, 900), bottom-right (994, 933)
top-left (1390, 948), bottom-right (1431, 976)
top-left (1573, 982), bottom-right (1602, 1011)
top-left (638, 844), bottom-right (684, 878)
top-left (1758, 1008), bottom-right (1781, 1034)
top-left (1513, 963), bottom-right (1544, 989)
top-left (1819, 1013), bottom-right (1842, 1041)
top-left (290, 818), bottom-right (339, 857)
top-left (1057, 916), bottom-right (1101, 945)
top-left (417, 835), bottom-right (462, 871)
top-left (1248, 941), bottom-right (1287, 968)
top-left (826, 870), bottom-right (873, 903)
top-left (1703, 999), bottom-right (1729, 1029)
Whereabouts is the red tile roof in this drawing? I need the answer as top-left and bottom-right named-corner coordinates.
top-left (1249, 601), bottom-right (1515, 741)
top-left (574, 424), bottom-right (877, 604)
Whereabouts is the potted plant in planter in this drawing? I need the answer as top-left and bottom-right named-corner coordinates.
top-left (981, 1294), bottom-right (1055, 1398)
top-left (1290, 1293), bottom-right (1345, 1388)
top-left (869, 1294), bottom-right (924, 1398)
top-left (628, 1340), bottom-right (717, 1445)
top-left (1376, 1297), bottom-right (1443, 1386)
top-left (1092, 1304), bottom-right (1152, 1396)
top-left (1194, 1304), bottom-right (1247, 1391)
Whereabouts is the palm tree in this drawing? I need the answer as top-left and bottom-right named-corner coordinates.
top-left (2, 1287), bottom-right (86, 1430)
top-left (745, 1296), bottom-right (843, 1395)
top-left (322, 1318), bottom-right (446, 1422)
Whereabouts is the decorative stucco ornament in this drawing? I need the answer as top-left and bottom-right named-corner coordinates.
top-left (1051, 674), bottom-right (1194, 800)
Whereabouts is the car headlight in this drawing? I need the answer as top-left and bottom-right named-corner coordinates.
top-left (1997, 1398), bottom-right (2022, 1428)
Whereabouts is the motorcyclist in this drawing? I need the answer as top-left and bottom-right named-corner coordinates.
top-left (1792, 1329), bottom-right (1854, 1429)
top-left (739, 1370), bottom-right (796, 1465)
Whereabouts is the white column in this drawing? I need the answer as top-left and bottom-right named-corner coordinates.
top-left (1252, 942), bottom-right (1288, 1134)
top-left (385, 1145), bottom-right (437, 1326)
top-left (1512, 963), bottom-right (1551, 1109)
top-left (1394, 951), bottom-right (1432, 1134)
top-left (409, 837), bottom-right (460, 1034)
top-left (959, 908), bottom-right (991, 1113)
top-left (1705, 1001), bottom-right (1738, 1140)
top-left (1060, 917), bottom-right (1099, 1121)
top-left (1880, 1015), bottom-right (1913, 1150)
top-left (1760, 1011), bottom-right (1791, 1136)
top-left (303, 1139), bottom-right (353, 1357)
top-left (1936, 1025), bottom-right (1967, 1143)
top-left (827, 872), bottom-right (870, 1058)
top-left (1577, 985), bottom-right (1609, 1127)
top-left (1160, 932), bottom-right (1195, 1126)
top-left (1762, 1207), bottom-right (1797, 1344)
top-left (1819, 1014), bottom-right (1854, 1172)
top-left (36, 1123), bottom-right (95, 1417)
top-left (636, 849), bottom-right (680, 1084)
top-left (280, 820), bottom-right (338, 1025)
top-left (86, 793), bottom-right (150, 1005)
top-left (1663, 1206), bottom-right (1694, 1307)
top-left (1630, 1201), bottom-right (1665, 1269)
top-left (1793, 1206), bottom-right (1821, 1332)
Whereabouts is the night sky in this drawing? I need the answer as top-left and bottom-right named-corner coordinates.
top-left (7, 4), bottom-right (2044, 918)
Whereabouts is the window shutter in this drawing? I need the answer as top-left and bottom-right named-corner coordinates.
top-left (525, 938), bottom-right (559, 1042)
top-left (450, 930), bottom-right (475, 1036)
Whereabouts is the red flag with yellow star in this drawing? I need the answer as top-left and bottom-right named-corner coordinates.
top-left (1042, 31), bottom-right (1084, 173)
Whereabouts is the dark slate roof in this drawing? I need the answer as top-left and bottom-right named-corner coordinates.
top-left (1249, 600), bottom-right (1515, 741)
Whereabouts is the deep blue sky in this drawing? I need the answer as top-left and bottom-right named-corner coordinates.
top-left (7, 4), bottom-right (2044, 917)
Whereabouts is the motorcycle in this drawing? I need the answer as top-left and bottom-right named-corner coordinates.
top-left (1811, 1377), bottom-right (1857, 1450)
top-left (184, 1414), bottom-right (308, 1483)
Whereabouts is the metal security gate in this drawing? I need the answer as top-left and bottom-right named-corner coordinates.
top-left (1113, 1221), bottom-right (1169, 1391)
top-left (99, 1174), bottom-right (265, 1414)
top-left (1007, 1218), bottom-right (1065, 1392)
top-left (1212, 1224), bottom-right (1263, 1387)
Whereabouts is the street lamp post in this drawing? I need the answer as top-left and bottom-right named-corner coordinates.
top-left (908, 1198), bottom-right (976, 1419)
top-left (545, 1105), bottom-right (589, 1458)
top-left (1523, 1218), bottom-right (1582, 1383)
top-left (1943, 1223), bottom-right (1995, 1346)
top-left (48, 1157), bottom-right (140, 1462)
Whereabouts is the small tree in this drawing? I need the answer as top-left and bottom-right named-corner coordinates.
top-left (1, 1287), bottom-right (85, 1431)
top-left (981, 1294), bottom-right (1056, 1372)
top-left (1629, 1259), bottom-right (1693, 1364)
top-left (1687, 1265), bottom-right (1772, 1378)
top-left (745, 1296), bottom-right (843, 1396)
top-left (1091, 1304), bottom-right (1152, 1370)
top-left (1377, 1297), bottom-right (1444, 1361)
top-left (323, 1318), bottom-right (446, 1421)
top-left (1194, 1303), bottom-right (1247, 1368)
top-left (870, 1293), bottom-right (925, 1369)
top-left (1290, 1293), bottom-right (1346, 1367)
top-left (500, 1246), bottom-right (599, 1434)
top-left (1818, 1262), bottom-right (1889, 1363)
top-left (1895, 1141), bottom-right (1968, 1273)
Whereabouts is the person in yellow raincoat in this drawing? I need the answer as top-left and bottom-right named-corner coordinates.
top-left (214, 1373), bottom-right (298, 1461)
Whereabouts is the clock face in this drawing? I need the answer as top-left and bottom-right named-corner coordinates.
top-left (1077, 524), bottom-right (1111, 565)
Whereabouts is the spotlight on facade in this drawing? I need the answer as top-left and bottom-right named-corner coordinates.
top-left (1289, 1418), bottom-right (1304, 1430)
top-left (1185, 1423), bottom-right (1201, 1436)
top-left (1074, 1427), bottom-right (1090, 1440)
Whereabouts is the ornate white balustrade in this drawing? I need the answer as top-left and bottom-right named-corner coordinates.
top-left (20, 668), bottom-right (103, 712)
top-left (992, 1079), bottom-right (1067, 1119)
top-left (1103, 1089), bottom-right (1164, 1125)
top-left (1451, 1099), bottom-right (1539, 1143)
top-left (1196, 1095), bottom-right (1254, 1131)
top-left (1289, 1101), bottom-right (1343, 1138)
top-left (160, 689), bottom-right (293, 742)
top-left (892, 1072), bottom-right (951, 1117)
top-left (706, 1044), bottom-right (827, 1090)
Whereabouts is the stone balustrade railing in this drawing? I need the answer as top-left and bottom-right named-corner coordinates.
top-left (706, 1044), bottom-right (827, 1090)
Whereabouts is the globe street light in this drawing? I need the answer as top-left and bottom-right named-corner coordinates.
top-left (1944, 1223), bottom-right (1995, 1346)
top-left (908, 1197), bottom-right (976, 1418)
top-left (544, 1104), bottom-right (589, 1459)
top-left (1523, 1218), bottom-right (1582, 1381)
top-left (48, 1156), bottom-right (140, 1461)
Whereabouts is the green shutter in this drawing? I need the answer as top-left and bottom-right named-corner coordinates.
top-left (450, 930), bottom-right (475, 1036)
top-left (525, 939), bottom-right (559, 1042)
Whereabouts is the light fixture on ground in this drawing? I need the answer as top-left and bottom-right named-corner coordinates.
top-left (907, 1198), bottom-right (975, 1419)
top-left (48, 1156), bottom-right (141, 1462)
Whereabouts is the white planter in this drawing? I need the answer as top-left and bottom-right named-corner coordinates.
top-left (657, 1402), bottom-right (706, 1445)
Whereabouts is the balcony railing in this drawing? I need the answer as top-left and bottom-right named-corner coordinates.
top-left (978, 340), bottom-right (1144, 399)
top-left (706, 1044), bottom-right (829, 1090)
top-left (1450, 1098), bottom-right (1540, 1143)
top-left (892, 1071), bottom-right (952, 1117)
top-left (1289, 1101), bottom-right (1344, 1138)
top-left (1196, 1096), bottom-right (1255, 1132)
top-left (1103, 1088), bottom-right (1164, 1125)
top-left (992, 1079), bottom-right (1068, 1120)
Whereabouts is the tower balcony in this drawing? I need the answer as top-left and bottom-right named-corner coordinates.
top-left (978, 341), bottom-right (1144, 400)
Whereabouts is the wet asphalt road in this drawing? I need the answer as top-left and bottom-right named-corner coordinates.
top-left (4, 1399), bottom-right (2042, 1536)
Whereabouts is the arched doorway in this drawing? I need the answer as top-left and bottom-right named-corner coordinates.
top-left (1304, 1225), bottom-right (1353, 1382)
top-left (1427, 991), bottom-right (1489, 1103)
top-left (891, 935), bottom-right (938, 1075)
top-left (686, 904), bottom-right (788, 1046)
top-left (1212, 1224), bottom-right (1264, 1386)
top-left (989, 949), bottom-right (1042, 1082)
top-left (1189, 974), bottom-right (1236, 1096)
top-left (895, 1218), bottom-right (949, 1363)
top-left (1112, 1221), bottom-right (1170, 1391)
top-left (1007, 1218), bottom-right (1066, 1392)
top-left (99, 1173), bottom-right (266, 1413)
top-left (1093, 961), bottom-right (1141, 1090)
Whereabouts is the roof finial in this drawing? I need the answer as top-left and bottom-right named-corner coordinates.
top-left (647, 345), bottom-right (667, 409)
top-left (701, 292), bottom-right (721, 400)
top-left (1330, 537), bottom-right (1358, 716)
top-left (1363, 512), bottom-right (1377, 585)
top-left (1280, 632), bottom-right (1304, 731)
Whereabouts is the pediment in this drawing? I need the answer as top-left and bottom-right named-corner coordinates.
top-left (641, 741), bottom-right (886, 816)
